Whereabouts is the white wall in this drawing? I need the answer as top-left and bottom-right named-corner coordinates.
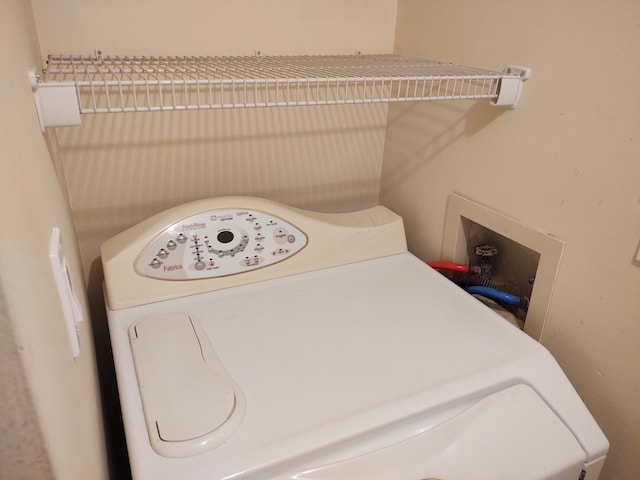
top-left (0, 0), bottom-right (109, 478)
top-left (382, 1), bottom-right (640, 479)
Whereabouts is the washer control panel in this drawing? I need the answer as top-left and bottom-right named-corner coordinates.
top-left (135, 209), bottom-right (307, 280)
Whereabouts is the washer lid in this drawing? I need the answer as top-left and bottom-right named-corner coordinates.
top-left (108, 253), bottom-right (607, 479)
top-left (128, 313), bottom-right (246, 457)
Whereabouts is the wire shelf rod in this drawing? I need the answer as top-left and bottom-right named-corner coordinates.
top-left (60, 73), bottom-right (502, 89)
top-left (44, 55), bottom-right (504, 81)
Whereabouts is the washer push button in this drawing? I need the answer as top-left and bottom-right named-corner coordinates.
top-left (273, 228), bottom-right (289, 244)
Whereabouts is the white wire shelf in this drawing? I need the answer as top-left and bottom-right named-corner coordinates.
top-left (31, 53), bottom-right (529, 129)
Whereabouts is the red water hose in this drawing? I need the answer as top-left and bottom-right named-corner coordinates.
top-left (427, 261), bottom-right (470, 273)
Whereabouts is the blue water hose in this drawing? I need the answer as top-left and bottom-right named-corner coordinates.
top-left (464, 286), bottom-right (521, 306)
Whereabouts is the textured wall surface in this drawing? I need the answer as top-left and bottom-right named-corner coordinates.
top-left (0, 287), bottom-right (54, 480)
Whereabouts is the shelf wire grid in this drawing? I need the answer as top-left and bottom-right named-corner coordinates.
top-left (39, 54), bottom-right (511, 114)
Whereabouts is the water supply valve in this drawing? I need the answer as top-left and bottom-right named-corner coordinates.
top-left (474, 244), bottom-right (498, 280)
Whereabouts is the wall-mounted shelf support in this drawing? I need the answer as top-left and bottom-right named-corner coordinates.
top-left (490, 65), bottom-right (531, 107)
top-left (31, 54), bottom-right (530, 130)
top-left (30, 68), bottom-right (81, 130)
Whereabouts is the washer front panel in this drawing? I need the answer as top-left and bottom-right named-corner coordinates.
top-left (135, 208), bottom-right (307, 280)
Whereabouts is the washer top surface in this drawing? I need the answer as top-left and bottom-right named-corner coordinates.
top-left (107, 252), bottom-right (607, 480)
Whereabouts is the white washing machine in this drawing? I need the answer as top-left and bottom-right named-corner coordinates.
top-left (102, 197), bottom-right (608, 480)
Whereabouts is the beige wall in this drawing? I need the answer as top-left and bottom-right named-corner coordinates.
top-left (0, 0), bottom-right (109, 479)
top-left (31, 0), bottom-right (398, 276)
top-left (51, 104), bottom-right (389, 277)
top-left (31, 0), bottom-right (397, 57)
top-left (382, 1), bottom-right (640, 479)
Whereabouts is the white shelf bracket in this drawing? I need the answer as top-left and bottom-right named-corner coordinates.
top-left (491, 65), bottom-right (531, 109)
top-left (29, 67), bottom-right (81, 131)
